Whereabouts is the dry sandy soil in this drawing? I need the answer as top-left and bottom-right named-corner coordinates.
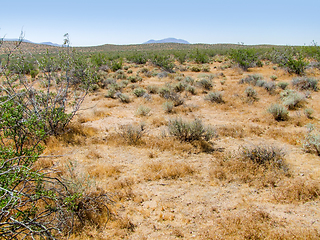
top-left (44, 60), bottom-right (320, 239)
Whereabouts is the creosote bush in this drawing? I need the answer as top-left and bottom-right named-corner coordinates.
top-left (167, 118), bottom-right (216, 143)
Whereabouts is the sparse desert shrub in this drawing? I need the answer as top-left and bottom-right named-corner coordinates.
top-left (303, 124), bottom-right (320, 156)
top-left (256, 79), bottom-right (266, 87)
top-left (245, 86), bottom-right (258, 102)
top-left (147, 85), bottom-right (159, 94)
top-left (184, 76), bottom-right (195, 85)
top-left (127, 69), bottom-right (133, 74)
top-left (204, 91), bottom-right (224, 103)
top-left (185, 85), bottom-right (197, 95)
top-left (263, 81), bottom-right (276, 94)
top-left (158, 87), bottom-right (171, 98)
top-left (202, 64), bottom-right (211, 72)
top-left (277, 81), bottom-right (289, 90)
top-left (304, 108), bottom-right (314, 119)
top-left (292, 77), bottom-right (318, 91)
top-left (157, 71), bottom-right (168, 78)
top-left (118, 123), bottom-right (146, 145)
top-left (268, 104), bottom-right (289, 121)
top-left (239, 74), bottom-right (263, 85)
top-left (105, 87), bottom-right (117, 98)
top-left (127, 75), bottom-right (142, 83)
top-left (270, 75), bottom-right (278, 81)
top-left (167, 118), bottom-right (216, 142)
top-left (163, 101), bottom-right (174, 113)
top-left (240, 144), bottom-right (286, 168)
top-left (173, 82), bottom-right (186, 93)
top-left (190, 65), bottom-right (201, 72)
top-left (116, 92), bottom-right (130, 103)
top-left (136, 105), bottom-right (151, 116)
top-left (197, 78), bottom-right (213, 90)
top-left (115, 69), bottom-right (126, 79)
top-left (133, 87), bottom-right (146, 97)
top-left (280, 89), bottom-right (306, 109)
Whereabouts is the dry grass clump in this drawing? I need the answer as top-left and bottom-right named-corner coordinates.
top-left (58, 122), bottom-right (97, 145)
top-left (87, 163), bottom-right (121, 179)
top-left (118, 123), bottom-right (146, 145)
top-left (216, 124), bottom-right (245, 138)
top-left (202, 207), bottom-right (320, 239)
top-left (142, 161), bottom-right (194, 180)
top-left (275, 177), bottom-right (320, 202)
top-left (210, 144), bottom-right (289, 187)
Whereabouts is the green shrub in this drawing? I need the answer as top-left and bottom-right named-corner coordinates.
top-left (277, 82), bottom-right (289, 90)
top-left (167, 118), bottom-right (216, 142)
top-left (303, 124), bottom-right (320, 156)
top-left (268, 104), bottom-right (289, 121)
top-left (111, 59), bottom-right (123, 72)
top-left (136, 105), bottom-right (151, 116)
top-left (263, 81), bottom-right (276, 94)
top-left (173, 82), bottom-right (186, 93)
top-left (147, 85), bottom-right (159, 94)
top-left (304, 108), bottom-right (314, 119)
top-left (286, 55), bottom-right (308, 75)
top-left (280, 90), bottom-right (305, 110)
top-left (204, 91), bottom-right (224, 103)
top-left (158, 87), bottom-right (171, 98)
top-left (116, 92), bottom-right (130, 103)
top-left (245, 86), bottom-right (258, 102)
top-left (239, 74), bottom-right (263, 85)
top-left (230, 48), bottom-right (258, 71)
top-left (202, 64), bottom-right (211, 72)
top-left (133, 87), bottom-right (146, 97)
top-left (151, 55), bottom-right (175, 73)
top-left (190, 65), bottom-right (201, 72)
top-left (197, 78), bottom-right (213, 90)
top-left (127, 75), bottom-right (142, 83)
top-left (185, 85), bottom-right (197, 95)
top-left (270, 75), bottom-right (278, 81)
top-left (163, 101), bottom-right (174, 113)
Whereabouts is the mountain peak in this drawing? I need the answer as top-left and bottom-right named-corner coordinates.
top-left (143, 38), bottom-right (190, 44)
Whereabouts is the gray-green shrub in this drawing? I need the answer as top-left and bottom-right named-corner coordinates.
top-left (268, 104), bottom-right (289, 121)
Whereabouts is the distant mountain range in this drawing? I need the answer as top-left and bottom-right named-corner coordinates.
top-left (3, 38), bottom-right (61, 47)
top-left (143, 38), bottom-right (190, 44)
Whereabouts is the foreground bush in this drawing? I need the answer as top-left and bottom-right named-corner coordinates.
top-left (167, 118), bottom-right (216, 142)
top-left (0, 35), bottom-right (110, 239)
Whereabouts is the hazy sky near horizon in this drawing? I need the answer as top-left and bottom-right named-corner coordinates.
top-left (1, 0), bottom-right (319, 46)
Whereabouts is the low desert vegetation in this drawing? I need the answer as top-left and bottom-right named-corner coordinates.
top-left (1, 36), bottom-right (320, 239)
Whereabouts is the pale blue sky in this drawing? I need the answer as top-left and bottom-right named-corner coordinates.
top-left (1, 0), bottom-right (319, 46)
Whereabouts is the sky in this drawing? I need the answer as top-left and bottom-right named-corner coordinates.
top-left (1, 0), bottom-right (319, 47)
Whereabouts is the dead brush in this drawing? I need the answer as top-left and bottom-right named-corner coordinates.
top-left (142, 161), bottom-right (194, 180)
top-left (275, 177), bottom-right (320, 203)
top-left (210, 144), bottom-right (289, 187)
top-left (202, 207), bottom-right (320, 239)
